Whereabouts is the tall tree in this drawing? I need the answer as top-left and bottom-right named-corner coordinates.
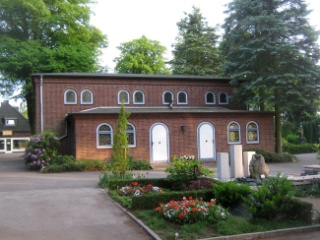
top-left (111, 103), bottom-right (130, 178)
top-left (221, 0), bottom-right (320, 153)
top-left (114, 35), bottom-right (170, 74)
top-left (169, 6), bottom-right (222, 76)
top-left (0, 0), bottom-right (107, 133)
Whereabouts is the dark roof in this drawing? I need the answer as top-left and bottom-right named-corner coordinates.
top-left (67, 106), bottom-right (275, 116)
top-left (0, 101), bottom-right (31, 132)
top-left (30, 73), bottom-right (231, 82)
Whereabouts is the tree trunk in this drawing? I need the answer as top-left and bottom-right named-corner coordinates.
top-left (275, 92), bottom-right (282, 153)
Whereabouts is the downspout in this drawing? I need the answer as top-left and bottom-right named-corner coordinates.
top-left (40, 74), bottom-right (44, 132)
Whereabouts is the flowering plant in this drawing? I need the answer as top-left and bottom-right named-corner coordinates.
top-left (156, 196), bottom-right (228, 224)
top-left (117, 181), bottom-right (163, 196)
top-left (24, 131), bottom-right (59, 170)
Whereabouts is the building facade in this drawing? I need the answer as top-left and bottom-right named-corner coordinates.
top-left (0, 101), bottom-right (31, 154)
top-left (31, 73), bottom-right (275, 162)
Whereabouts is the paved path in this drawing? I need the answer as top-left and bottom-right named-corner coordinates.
top-left (0, 153), bottom-right (152, 240)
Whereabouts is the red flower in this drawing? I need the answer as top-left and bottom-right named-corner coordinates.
top-left (189, 196), bottom-right (193, 200)
top-left (132, 181), bottom-right (139, 186)
top-left (147, 184), bottom-right (152, 187)
top-left (178, 213), bottom-right (184, 218)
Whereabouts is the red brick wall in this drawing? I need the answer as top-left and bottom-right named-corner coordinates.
top-left (33, 75), bottom-right (245, 135)
top-left (72, 112), bottom-right (274, 161)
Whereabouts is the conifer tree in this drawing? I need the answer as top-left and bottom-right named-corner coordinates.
top-left (170, 6), bottom-right (222, 76)
top-left (221, 0), bottom-right (320, 153)
top-left (111, 103), bottom-right (130, 177)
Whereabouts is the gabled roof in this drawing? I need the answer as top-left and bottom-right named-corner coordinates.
top-left (0, 101), bottom-right (31, 132)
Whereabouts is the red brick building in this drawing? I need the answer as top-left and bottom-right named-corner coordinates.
top-left (31, 73), bottom-right (275, 162)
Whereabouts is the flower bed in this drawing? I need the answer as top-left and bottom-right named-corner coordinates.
top-left (117, 181), bottom-right (163, 196)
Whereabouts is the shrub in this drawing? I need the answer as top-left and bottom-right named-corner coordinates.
top-left (285, 133), bottom-right (300, 144)
top-left (165, 155), bottom-right (213, 190)
top-left (117, 181), bottom-right (162, 196)
top-left (129, 158), bottom-right (152, 170)
top-left (245, 148), bottom-right (296, 163)
top-left (40, 162), bottom-right (85, 173)
top-left (24, 131), bottom-right (59, 170)
top-left (78, 159), bottom-right (107, 171)
top-left (212, 181), bottom-right (251, 208)
top-left (282, 143), bottom-right (317, 154)
top-left (244, 174), bottom-right (295, 220)
top-left (51, 155), bottom-right (76, 165)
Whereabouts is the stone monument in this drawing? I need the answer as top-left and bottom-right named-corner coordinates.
top-left (249, 154), bottom-right (269, 179)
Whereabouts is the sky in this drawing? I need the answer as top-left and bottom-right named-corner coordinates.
top-left (89, 0), bottom-right (320, 72)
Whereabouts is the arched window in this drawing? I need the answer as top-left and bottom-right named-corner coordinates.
top-left (219, 92), bottom-right (229, 104)
top-left (118, 90), bottom-right (129, 104)
top-left (205, 92), bottom-right (216, 104)
top-left (177, 91), bottom-right (188, 105)
top-left (96, 124), bottom-right (113, 148)
top-left (228, 121), bottom-right (241, 144)
top-left (127, 123), bottom-right (136, 147)
top-left (246, 122), bottom-right (259, 144)
top-left (81, 89), bottom-right (93, 104)
top-left (64, 89), bottom-right (77, 104)
top-left (163, 91), bottom-right (173, 104)
top-left (133, 90), bottom-right (145, 104)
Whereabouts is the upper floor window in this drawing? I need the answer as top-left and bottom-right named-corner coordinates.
top-left (133, 90), bottom-right (145, 104)
top-left (118, 90), bottom-right (129, 104)
top-left (81, 89), bottom-right (93, 104)
top-left (205, 92), bottom-right (216, 104)
top-left (163, 91), bottom-right (173, 105)
top-left (96, 124), bottom-right (112, 148)
top-left (219, 92), bottom-right (229, 104)
top-left (64, 89), bottom-right (77, 104)
top-left (177, 91), bottom-right (188, 105)
top-left (5, 118), bottom-right (16, 126)
top-left (228, 121), bottom-right (241, 144)
top-left (246, 122), bottom-right (259, 144)
top-left (127, 123), bottom-right (136, 147)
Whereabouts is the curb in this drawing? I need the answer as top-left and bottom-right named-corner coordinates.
top-left (101, 189), bottom-right (162, 240)
top-left (198, 225), bottom-right (320, 240)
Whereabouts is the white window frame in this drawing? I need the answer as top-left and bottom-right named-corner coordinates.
top-left (133, 90), bottom-right (145, 104)
top-left (205, 91), bottom-right (216, 105)
top-left (5, 119), bottom-right (16, 126)
top-left (127, 123), bottom-right (136, 147)
top-left (118, 90), bottom-right (130, 104)
top-left (81, 89), bottom-right (93, 104)
top-left (64, 89), bottom-right (77, 104)
top-left (177, 91), bottom-right (188, 105)
top-left (96, 124), bottom-right (113, 149)
top-left (228, 121), bottom-right (241, 144)
top-left (219, 91), bottom-right (229, 105)
top-left (246, 121), bottom-right (260, 144)
top-left (163, 91), bottom-right (174, 105)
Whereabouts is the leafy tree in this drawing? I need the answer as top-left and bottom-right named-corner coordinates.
top-left (221, 0), bottom-right (320, 153)
top-left (0, 0), bottom-right (107, 133)
top-left (169, 6), bottom-right (222, 76)
top-left (114, 35), bottom-right (170, 74)
top-left (111, 103), bottom-right (131, 178)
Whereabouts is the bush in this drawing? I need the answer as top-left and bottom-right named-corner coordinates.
top-left (282, 143), bottom-right (317, 154)
top-left (244, 174), bottom-right (295, 220)
top-left (285, 133), bottom-right (300, 144)
top-left (40, 162), bottom-right (85, 173)
top-left (78, 159), bottom-right (107, 171)
top-left (129, 159), bottom-right (152, 170)
top-left (165, 155), bottom-right (213, 190)
top-left (51, 155), bottom-right (76, 165)
top-left (246, 148), bottom-right (296, 163)
top-left (212, 181), bottom-right (251, 208)
top-left (24, 131), bottom-right (59, 170)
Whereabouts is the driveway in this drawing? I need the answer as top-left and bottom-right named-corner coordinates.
top-left (0, 153), bottom-right (152, 240)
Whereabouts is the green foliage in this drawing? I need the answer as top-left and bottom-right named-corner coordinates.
top-left (294, 181), bottom-right (320, 198)
top-left (111, 103), bottom-right (130, 177)
top-left (78, 160), bottom-right (107, 171)
top-left (282, 143), bottom-right (317, 154)
top-left (284, 133), bottom-right (300, 144)
top-left (98, 172), bottom-right (147, 188)
top-left (114, 35), bottom-right (170, 74)
top-left (244, 174), bottom-right (295, 220)
top-left (170, 6), bottom-right (222, 76)
top-left (0, 0), bottom-right (107, 131)
top-left (24, 131), bottom-right (59, 170)
top-left (165, 155), bottom-right (214, 190)
top-left (51, 155), bottom-right (76, 165)
top-left (128, 158), bottom-right (152, 170)
top-left (40, 162), bottom-right (85, 173)
top-left (246, 148), bottom-right (296, 163)
top-left (212, 181), bottom-right (251, 208)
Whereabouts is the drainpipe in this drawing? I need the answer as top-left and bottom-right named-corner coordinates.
top-left (40, 74), bottom-right (43, 132)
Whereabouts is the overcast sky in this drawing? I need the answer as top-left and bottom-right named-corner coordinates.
top-left (89, 0), bottom-right (320, 72)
